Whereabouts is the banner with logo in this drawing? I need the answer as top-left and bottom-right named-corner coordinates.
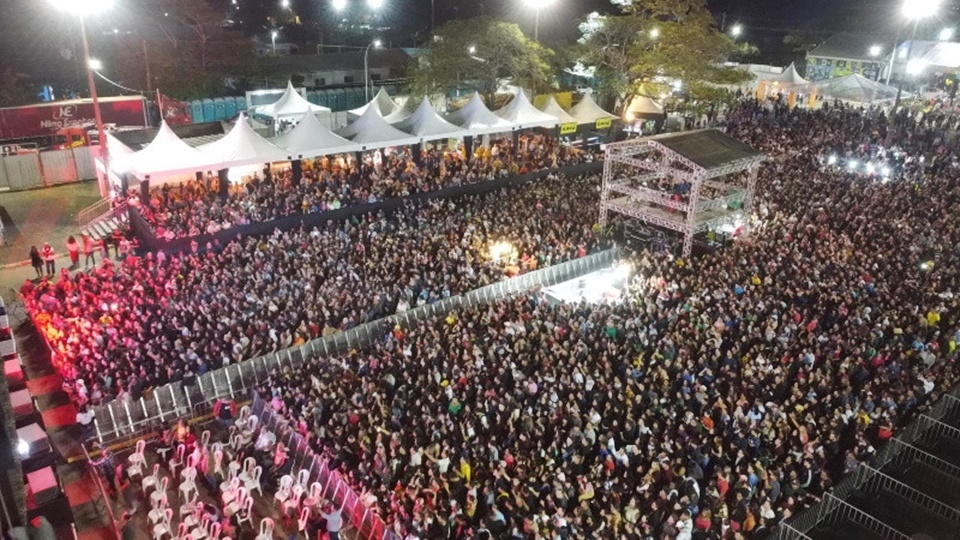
top-left (157, 91), bottom-right (193, 126)
top-left (560, 122), bottom-right (578, 135)
top-left (595, 117), bottom-right (612, 129)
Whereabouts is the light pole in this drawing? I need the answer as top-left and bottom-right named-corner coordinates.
top-left (730, 23), bottom-right (743, 38)
top-left (525, 0), bottom-right (554, 42)
top-left (271, 30), bottom-right (279, 54)
top-left (894, 0), bottom-right (942, 109)
top-left (50, 0), bottom-right (113, 197)
top-left (364, 39), bottom-right (382, 102)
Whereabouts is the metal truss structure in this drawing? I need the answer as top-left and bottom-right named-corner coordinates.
top-left (600, 129), bottom-right (766, 258)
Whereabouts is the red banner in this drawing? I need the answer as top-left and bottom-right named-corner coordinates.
top-left (0, 97), bottom-right (147, 139)
top-left (158, 92), bottom-right (193, 126)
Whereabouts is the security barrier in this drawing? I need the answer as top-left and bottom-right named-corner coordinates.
top-left (90, 248), bottom-right (618, 445)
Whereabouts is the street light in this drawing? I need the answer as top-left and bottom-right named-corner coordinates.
top-left (48, 0), bottom-right (113, 198)
top-left (271, 30), bottom-right (279, 54)
top-left (364, 39), bottom-right (382, 101)
top-left (650, 27), bottom-right (660, 39)
top-left (280, 0), bottom-right (290, 8)
top-left (869, 45), bottom-right (883, 57)
top-left (895, 0), bottom-right (943, 108)
top-left (468, 45), bottom-right (477, 54)
top-left (730, 23), bottom-right (743, 38)
top-left (525, 0), bottom-right (554, 42)
top-left (940, 27), bottom-right (954, 40)
top-left (88, 58), bottom-right (103, 71)
top-left (332, 0), bottom-right (347, 10)
top-left (368, 0), bottom-right (383, 9)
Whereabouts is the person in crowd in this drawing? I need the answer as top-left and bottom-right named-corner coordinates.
top-left (82, 234), bottom-right (96, 268)
top-left (29, 246), bottom-right (43, 278)
top-left (41, 242), bottom-right (56, 276)
top-left (66, 235), bottom-right (80, 269)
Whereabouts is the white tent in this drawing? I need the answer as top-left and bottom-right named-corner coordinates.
top-left (196, 113), bottom-right (290, 168)
top-left (445, 92), bottom-right (516, 136)
top-left (496, 90), bottom-right (560, 129)
top-left (759, 62), bottom-right (808, 85)
top-left (383, 97), bottom-right (421, 124)
top-left (917, 41), bottom-right (960, 68)
top-left (271, 112), bottom-right (360, 157)
top-left (806, 73), bottom-right (907, 104)
top-left (569, 93), bottom-right (616, 125)
top-left (348, 88), bottom-right (400, 119)
top-left (393, 96), bottom-right (464, 140)
top-left (538, 96), bottom-right (578, 125)
top-left (624, 95), bottom-right (666, 119)
top-left (116, 121), bottom-right (205, 179)
top-left (258, 81), bottom-right (331, 120)
top-left (335, 105), bottom-right (421, 150)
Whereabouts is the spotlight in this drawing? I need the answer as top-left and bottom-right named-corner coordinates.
top-left (17, 439), bottom-right (29, 457)
top-left (827, 155), bottom-right (837, 165)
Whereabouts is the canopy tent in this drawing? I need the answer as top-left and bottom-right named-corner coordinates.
top-left (196, 113), bottom-right (289, 169)
top-left (495, 90), bottom-right (561, 129)
top-left (916, 41), bottom-right (960, 68)
top-left (538, 96), bottom-right (578, 125)
top-left (806, 73), bottom-right (906, 104)
top-left (257, 81), bottom-right (331, 120)
top-left (271, 111), bottom-right (360, 157)
top-left (624, 95), bottom-right (666, 120)
top-left (758, 62), bottom-right (808, 85)
top-left (348, 88), bottom-right (400, 120)
top-left (569, 93), bottom-right (616, 125)
top-left (335, 105), bottom-right (421, 150)
top-left (393, 96), bottom-right (464, 140)
top-left (445, 92), bottom-right (516, 136)
top-left (115, 121), bottom-right (205, 179)
top-left (383, 97), bottom-right (421, 124)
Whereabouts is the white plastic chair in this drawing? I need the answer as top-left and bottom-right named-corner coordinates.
top-left (183, 502), bottom-right (205, 530)
top-left (168, 444), bottom-right (186, 477)
top-left (295, 468), bottom-right (310, 489)
top-left (148, 494), bottom-right (169, 526)
top-left (149, 477), bottom-right (170, 508)
top-left (224, 487), bottom-right (248, 517)
top-left (254, 518), bottom-right (274, 540)
top-left (283, 483), bottom-right (305, 517)
top-left (127, 439), bottom-right (147, 479)
top-left (200, 430), bottom-right (211, 448)
top-left (142, 463), bottom-right (162, 494)
top-left (220, 477), bottom-right (241, 507)
top-left (152, 508), bottom-right (173, 540)
top-left (302, 481), bottom-right (322, 510)
top-left (237, 405), bottom-right (251, 424)
top-left (178, 491), bottom-right (200, 521)
top-left (179, 467), bottom-right (198, 502)
top-left (243, 465), bottom-right (262, 497)
top-left (297, 506), bottom-right (311, 536)
top-left (235, 496), bottom-right (254, 529)
top-left (240, 417), bottom-right (259, 444)
top-left (175, 523), bottom-right (190, 540)
top-left (206, 521), bottom-right (222, 540)
top-left (189, 514), bottom-right (210, 540)
top-left (238, 457), bottom-right (256, 484)
top-left (219, 462), bottom-right (239, 495)
top-left (274, 474), bottom-right (294, 507)
top-left (211, 450), bottom-right (225, 479)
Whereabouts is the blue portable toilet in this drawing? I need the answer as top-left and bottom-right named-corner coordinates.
top-left (190, 100), bottom-right (204, 123)
top-left (307, 91), bottom-right (321, 105)
top-left (213, 98), bottom-right (227, 120)
top-left (315, 90), bottom-right (329, 108)
top-left (330, 89), bottom-right (345, 111)
top-left (223, 97), bottom-right (237, 119)
top-left (349, 87), bottom-right (365, 109)
top-left (201, 99), bottom-right (216, 122)
top-left (234, 96), bottom-right (247, 112)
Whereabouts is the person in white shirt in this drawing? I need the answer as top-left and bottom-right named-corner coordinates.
top-left (320, 502), bottom-right (344, 540)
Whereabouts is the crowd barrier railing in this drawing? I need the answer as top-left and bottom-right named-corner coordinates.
top-left (776, 382), bottom-right (960, 539)
top-left (251, 392), bottom-right (395, 540)
top-left (129, 161), bottom-right (604, 256)
top-left (90, 248), bottom-right (619, 445)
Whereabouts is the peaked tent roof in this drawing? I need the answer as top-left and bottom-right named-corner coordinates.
top-left (759, 62), bottom-right (808, 85)
top-left (393, 96), bottom-right (464, 140)
top-left (807, 73), bottom-right (907, 104)
top-left (259, 81), bottom-right (331, 119)
top-left (383, 97), bottom-right (421, 123)
top-left (625, 95), bottom-right (666, 118)
top-left (538, 96), bottom-right (578, 125)
top-left (496, 90), bottom-right (561, 129)
top-left (196, 113), bottom-right (290, 168)
top-left (444, 92), bottom-right (516, 135)
top-left (348, 87), bottom-right (400, 119)
top-left (118, 121), bottom-right (205, 178)
top-left (271, 111), bottom-right (360, 157)
top-left (335, 105), bottom-right (420, 150)
top-left (569, 93), bottom-right (616, 125)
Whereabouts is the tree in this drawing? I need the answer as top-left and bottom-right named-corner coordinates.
top-left (577, 0), bottom-right (749, 112)
top-left (411, 17), bottom-right (554, 101)
top-left (0, 66), bottom-right (31, 107)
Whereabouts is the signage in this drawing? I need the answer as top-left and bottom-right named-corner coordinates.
top-left (560, 122), bottom-right (578, 135)
top-left (595, 117), bottom-right (612, 129)
top-left (0, 97), bottom-right (147, 139)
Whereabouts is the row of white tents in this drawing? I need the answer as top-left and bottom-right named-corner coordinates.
top-left (111, 83), bottom-right (616, 182)
top-left (745, 62), bottom-right (909, 105)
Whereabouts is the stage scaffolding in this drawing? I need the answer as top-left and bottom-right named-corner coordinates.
top-left (599, 129), bottom-right (767, 258)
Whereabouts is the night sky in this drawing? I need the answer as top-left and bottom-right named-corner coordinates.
top-left (0, 0), bottom-right (955, 89)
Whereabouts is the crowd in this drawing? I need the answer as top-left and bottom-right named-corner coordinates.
top-left (141, 135), bottom-right (597, 239)
top-left (253, 100), bottom-right (960, 539)
top-left (23, 173), bottom-right (607, 403)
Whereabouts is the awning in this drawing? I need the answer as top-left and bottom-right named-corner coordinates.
top-left (271, 112), bottom-right (360, 157)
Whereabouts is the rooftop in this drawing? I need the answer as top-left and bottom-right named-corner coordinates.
top-left (808, 34), bottom-right (893, 63)
top-left (646, 129), bottom-right (764, 170)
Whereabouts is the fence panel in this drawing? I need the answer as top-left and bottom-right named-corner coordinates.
top-left (73, 147), bottom-right (97, 180)
top-left (40, 149), bottom-right (78, 184)
top-left (0, 155), bottom-right (9, 189)
top-left (2, 154), bottom-right (43, 190)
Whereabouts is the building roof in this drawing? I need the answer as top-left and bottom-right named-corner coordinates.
top-left (647, 129), bottom-right (764, 170)
top-left (808, 34), bottom-right (892, 63)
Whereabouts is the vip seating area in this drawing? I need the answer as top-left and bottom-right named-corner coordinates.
top-left (22, 172), bottom-right (609, 405)
top-left (108, 405), bottom-right (363, 540)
